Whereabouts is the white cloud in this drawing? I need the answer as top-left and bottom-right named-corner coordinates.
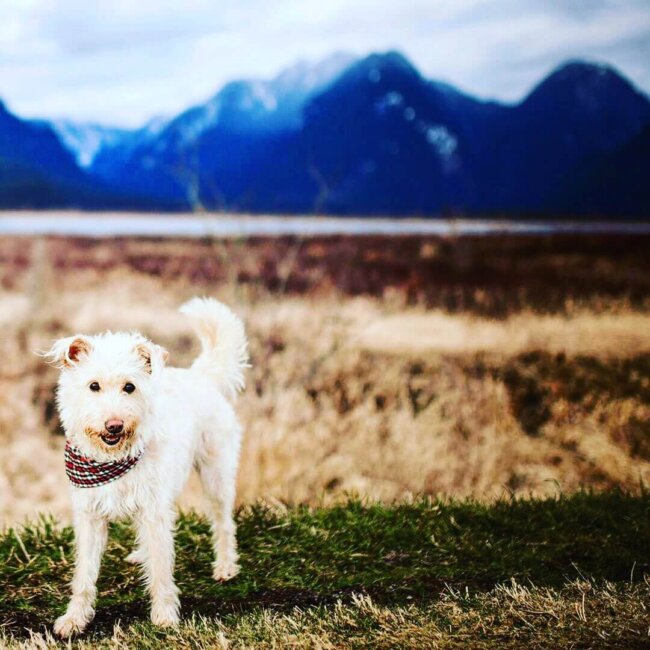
top-left (0, 0), bottom-right (648, 126)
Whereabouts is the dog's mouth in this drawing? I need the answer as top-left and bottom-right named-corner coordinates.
top-left (100, 432), bottom-right (124, 446)
top-left (85, 423), bottom-right (136, 451)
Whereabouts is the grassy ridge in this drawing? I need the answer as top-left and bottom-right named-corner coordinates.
top-left (1, 493), bottom-right (649, 647)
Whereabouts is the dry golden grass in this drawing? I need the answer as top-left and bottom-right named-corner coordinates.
top-left (0, 235), bottom-right (649, 527)
top-left (4, 581), bottom-right (649, 649)
top-left (357, 310), bottom-right (650, 357)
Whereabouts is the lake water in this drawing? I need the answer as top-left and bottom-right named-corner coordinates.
top-left (0, 212), bottom-right (648, 238)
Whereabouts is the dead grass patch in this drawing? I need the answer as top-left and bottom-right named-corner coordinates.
top-left (0, 235), bottom-right (649, 526)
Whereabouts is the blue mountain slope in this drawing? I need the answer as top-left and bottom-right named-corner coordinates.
top-left (0, 100), bottom-right (100, 207)
top-left (0, 100), bottom-right (171, 209)
top-left (554, 123), bottom-right (650, 217)
top-left (88, 53), bottom-right (356, 209)
top-left (0, 101), bottom-right (83, 177)
top-left (180, 53), bottom-right (650, 215)
top-left (5, 52), bottom-right (650, 216)
top-left (296, 52), bottom-right (493, 213)
top-left (470, 61), bottom-right (650, 212)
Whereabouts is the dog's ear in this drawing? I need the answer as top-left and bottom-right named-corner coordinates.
top-left (134, 341), bottom-right (168, 375)
top-left (42, 335), bottom-right (93, 368)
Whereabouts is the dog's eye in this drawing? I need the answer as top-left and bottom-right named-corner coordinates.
top-left (89, 382), bottom-right (101, 392)
top-left (123, 383), bottom-right (136, 394)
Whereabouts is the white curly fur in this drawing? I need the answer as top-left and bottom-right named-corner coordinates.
top-left (45, 298), bottom-right (248, 638)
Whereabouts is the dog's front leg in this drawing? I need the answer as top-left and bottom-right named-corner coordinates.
top-left (54, 510), bottom-right (108, 638)
top-left (140, 509), bottom-right (180, 628)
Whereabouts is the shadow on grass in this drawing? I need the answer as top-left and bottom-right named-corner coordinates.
top-left (1, 490), bottom-right (648, 638)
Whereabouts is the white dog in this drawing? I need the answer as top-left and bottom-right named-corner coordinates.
top-left (44, 297), bottom-right (248, 638)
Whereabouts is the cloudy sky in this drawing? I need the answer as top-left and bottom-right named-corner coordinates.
top-left (1, 0), bottom-right (649, 127)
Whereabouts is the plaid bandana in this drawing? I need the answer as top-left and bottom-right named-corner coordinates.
top-left (64, 440), bottom-right (142, 488)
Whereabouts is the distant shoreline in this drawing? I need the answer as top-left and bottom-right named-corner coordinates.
top-left (1, 212), bottom-right (649, 238)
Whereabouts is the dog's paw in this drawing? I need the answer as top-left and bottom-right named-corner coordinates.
top-left (53, 608), bottom-right (93, 638)
top-left (150, 600), bottom-right (180, 628)
top-left (213, 560), bottom-right (240, 582)
top-left (125, 548), bottom-right (146, 564)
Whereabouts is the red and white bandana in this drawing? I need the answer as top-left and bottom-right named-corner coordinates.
top-left (64, 440), bottom-right (142, 488)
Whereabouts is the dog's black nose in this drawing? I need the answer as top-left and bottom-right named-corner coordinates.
top-left (105, 419), bottom-right (124, 435)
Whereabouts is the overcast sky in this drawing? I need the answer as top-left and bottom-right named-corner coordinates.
top-left (1, 0), bottom-right (649, 127)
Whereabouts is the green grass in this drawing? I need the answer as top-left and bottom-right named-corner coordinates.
top-left (1, 492), bottom-right (649, 648)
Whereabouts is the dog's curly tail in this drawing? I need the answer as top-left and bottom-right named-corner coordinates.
top-left (180, 297), bottom-right (249, 400)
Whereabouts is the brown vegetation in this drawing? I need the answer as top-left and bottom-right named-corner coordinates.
top-left (0, 233), bottom-right (649, 526)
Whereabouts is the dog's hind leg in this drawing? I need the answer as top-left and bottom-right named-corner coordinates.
top-left (126, 519), bottom-right (149, 564)
top-left (197, 428), bottom-right (241, 581)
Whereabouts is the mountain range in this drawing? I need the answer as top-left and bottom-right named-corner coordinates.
top-left (1, 51), bottom-right (649, 217)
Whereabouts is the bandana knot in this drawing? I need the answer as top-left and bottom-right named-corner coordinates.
top-left (64, 440), bottom-right (142, 488)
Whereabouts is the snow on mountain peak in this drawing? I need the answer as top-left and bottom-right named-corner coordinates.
top-left (425, 125), bottom-right (458, 159)
top-left (49, 120), bottom-right (131, 167)
top-left (272, 52), bottom-right (356, 94)
top-left (164, 52), bottom-right (358, 147)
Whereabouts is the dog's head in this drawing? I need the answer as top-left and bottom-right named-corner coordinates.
top-left (45, 332), bottom-right (168, 460)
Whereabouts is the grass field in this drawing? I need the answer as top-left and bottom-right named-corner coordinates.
top-left (0, 230), bottom-right (649, 646)
top-left (1, 493), bottom-right (649, 648)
